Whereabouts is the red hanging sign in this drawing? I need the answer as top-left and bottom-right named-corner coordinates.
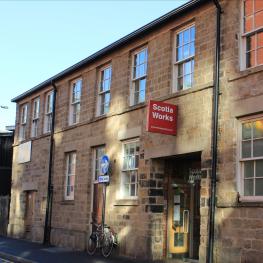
top-left (146, 100), bottom-right (177, 135)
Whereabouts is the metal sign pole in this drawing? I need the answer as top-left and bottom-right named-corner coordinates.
top-left (99, 154), bottom-right (110, 234)
top-left (101, 183), bottom-right (107, 233)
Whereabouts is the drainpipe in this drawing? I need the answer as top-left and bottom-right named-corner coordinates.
top-left (207, 1), bottom-right (222, 263)
top-left (43, 80), bottom-right (57, 245)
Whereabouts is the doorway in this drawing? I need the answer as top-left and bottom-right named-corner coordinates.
top-left (91, 183), bottom-right (103, 225)
top-left (166, 153), bottom-right (201, 260)
top-left (24, 191), bottom-right (35, 238)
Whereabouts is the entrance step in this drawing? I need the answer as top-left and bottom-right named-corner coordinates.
top-left (164, 259), bottom-right (199, 263)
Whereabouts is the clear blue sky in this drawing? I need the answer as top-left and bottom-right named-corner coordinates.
top-left (0, 0), bottom-right (188, 130)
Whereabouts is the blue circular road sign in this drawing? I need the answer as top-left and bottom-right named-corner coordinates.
top-left (100, 155), bottom-right (109, 175)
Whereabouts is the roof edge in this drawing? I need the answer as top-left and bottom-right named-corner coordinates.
top-left (12, 0), bottom-right (209, 103)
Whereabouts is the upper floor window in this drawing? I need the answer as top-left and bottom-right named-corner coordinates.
top-left (121, 140), bottom-right (140, 198)
top-left (239, 117), bottom-right (263, 201)
top-left (69, 79), bottom-right (82, 125)
top-left (131, 48), bottom-right (148, 105)
top-left (44, 91), bottom-right (53, 133)
top-left (65, 151), bottom-right (76, 200)
top-left (31, 97), bottom-right (40, 137)
top-left (19, 104), bottom-right (28, 141)
top-left (173, 25), bottom-right (195, 91)
top-left (242, 0), bottom-right (263, 68)
top-left (97, 66), bottom-right (111, 116)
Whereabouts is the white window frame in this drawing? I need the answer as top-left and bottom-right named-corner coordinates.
top-left (97, 65), bottom-right (111, 116)
top-left (130, 48), bottom-right (148, 106)
top-left (240, 0), bottom-right (263, 70)
top-left (69, 78), bottom-right (82, 125)
top-left (238, 114), bottom-right (263, 202)
top-left (120, 139), bottom-right (140, 199)
top-left (64, 152), bottom-right (76, 200)
top-left (31, 97), bottom-right (40, 137)
top-left (44, 91), bottom-right (53, 133)
top-left (19, 104), bottom-right (28, 141)
top-left (173, 24), bottom-right (195, 92)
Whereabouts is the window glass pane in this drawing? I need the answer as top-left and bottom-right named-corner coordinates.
top-left (253, 138), bottom-right (263, 157)
top-left (242, 122), bottom-right (252, 139)
top-left (247, 35), bottom-right (256, 51)
top-left (255, 179), bottom-right (263, 195)
top-left (136, 144), bottom-right (139, 153)
top-left (135, 155), bottom-right (139, 168)
top-left (190, 42), bottom-right (195, 56)
top-left (256, 160), bottom-right (263, 177)
top-left (66, 185), bottom-right (71, 196)
top-left (257, 32), bottom-right (263, 47)
top-left (135, 66), bottom-right (140, 79)
top-left (244, 179), bottom-right (254, 196)
top-left (184, 61), bottom-right (192, 74)
top-left (244, 0), bottom-right (253, 16)
top-left (130, 145), bottom-right (135, 155)
top-left (178, 64), bottom-right (183, 77)
top-left (183, 29), bottom-right (190, 43)
top-left (244, 161), bottom-right (254, 178)
top-left (255, 0), bottom-right (263, 11)
top-left (130, 156), bottom-right (135, 169)
top-left (134, 92), bottom-right (139, 105)
top-left (104, 68), bottom-right (110, 79)
top-left (255, 10), bottom-right (263, 29)
top-left (245, 16), bottom-right (253, 32)
top-left (134, 53), bottom-right (139, 66)
top-left (123, 173), bottom-right (129, 184)
top-left (178, 77), bottom-right (183, 90)
top-left (177, 47), bottom-right (183, 61)
top-left (123, 157), bottom-right (128, 170)
top-left (183, 44), bottom-right (190, 58)
top-left (139, 50), bottom-right (146, 63)
top-left (131, 173), bottom-right (136, 183)
top-left (253, 120), bottom-right (263, 138)
top-left (177, 33), bottom-right (183, 47)
top-left (130, 184), bottom-right (136, 196)
top-left (139, 64), bottom-right (146, 77)
top-left (247, 50), bottom-right (256, 67)
top-left (123, 184), bottom-right (129, 196)
top-left (103, 79), bottom-right (110, 91)
top-left (68, 156), bottom-right (72, 174)
top-left (242, 140), bottom-right (251, 158)
top-left (139, 78), bottom-right (146, 102)
top-left (184, 74), bottom-right (192, 89)
top-left (257, 48), bottom-right (263, 65)
top-left (105, 92), bottom-right (110, 105)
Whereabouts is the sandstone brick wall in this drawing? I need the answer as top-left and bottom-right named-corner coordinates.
top-left (213, 1), bottom-right (263, 262)
top-left (7, 1), bottom-right (229, 262)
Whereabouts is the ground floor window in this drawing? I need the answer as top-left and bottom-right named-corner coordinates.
top-left (121, 140), bottom-right (139, 197)
top-left (239, 117), bottom-right (263, 200)
top-left (64, 152), bottom-right (76, 200)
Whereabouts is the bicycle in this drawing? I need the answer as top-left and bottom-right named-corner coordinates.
top-left (87, 222), bottom-right (118, 258)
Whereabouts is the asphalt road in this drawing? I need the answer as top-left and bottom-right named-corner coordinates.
top-left (0, 258), bottom-right (13, 263)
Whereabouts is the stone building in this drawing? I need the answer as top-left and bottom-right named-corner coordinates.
top-left (8, 0), bottom-right (263, 262)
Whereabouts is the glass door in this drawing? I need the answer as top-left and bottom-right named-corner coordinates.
top-left (168, 183), bottom-right (190, 255)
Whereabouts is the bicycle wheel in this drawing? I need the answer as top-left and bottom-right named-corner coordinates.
top-left (87, 234), bottom-right (97, 255)
top-left (101, 231), bottom-right (114, 258)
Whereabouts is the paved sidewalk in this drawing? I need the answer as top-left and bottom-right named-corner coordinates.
top-left (0, 236), bottom-right (158, 263)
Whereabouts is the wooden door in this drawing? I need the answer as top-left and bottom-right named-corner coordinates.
top-left (25, 191), bottom-right (35, 234)
top-left (92, 183), bottom-right (103, 225)
top-left (168, 184), bottom-right (191, 254)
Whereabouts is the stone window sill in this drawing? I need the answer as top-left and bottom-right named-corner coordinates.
top-left (114, 198), bottom-right (139, 206)
top-left (60, 200), bottom-right (75, 205)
